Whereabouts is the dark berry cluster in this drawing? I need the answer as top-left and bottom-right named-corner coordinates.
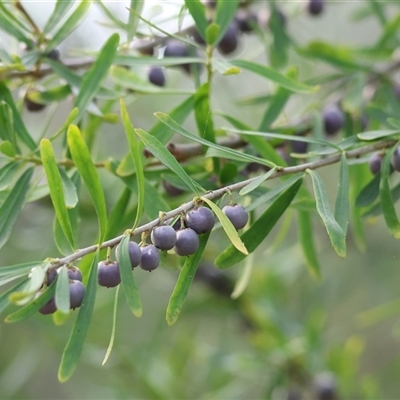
top-left (39, 266), bottom-right (85, 315)
top-left (96, 204), bottom-right (248, 288)
top-left (368, 146), bottom-right (400, 175)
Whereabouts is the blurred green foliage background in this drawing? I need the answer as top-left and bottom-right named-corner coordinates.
top-left (1, 1), bottom-right (400, 399)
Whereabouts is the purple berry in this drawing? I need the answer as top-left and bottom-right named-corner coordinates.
top-left (25, 97), bottom-right (46, 112)
top-left (163, 180), bottom-right (185, 197)
top-left (140, 245), bottom-right (160, 271)
top-left (39, 296), bottom-right (57, 315)
top-left (391, 146), bottom-right (400, 172)
top-left (174, 228), bottom-right (200, 256)
top-left (313, 372), bottom-right (337, 400)
top-left (292, 139), bottom-right (308, 154)
top-left (307, 0), bottom-right (324, 16)
top-left (222, 204), bottom-right (249, 230)
top-left (46, 268), bottom-right (58, 286)
top-left (186, 206), bottom-right (215, 234)
top-left (235, 9), bottom-right (258, 33)
top-left (46, 48), bottom-right (60, 60)
top-left (67, 266), bottom-right (82, 281)
top-left (217, 22), bottom-right (239, 55)
top-left (69, 280), bottom-right (85, 309)
top-left (369, 152), bottom-right (383, 175)
top-left (148, 66), bottom-right (166, 87)
top-left (98, 261), bottom-right (121, 288)
top-left (151, 225), bottom-right (177, 250)
top-left (323, 105), bottom-right (345, 136)
top-left (116, 241), bottom-right (141, 269)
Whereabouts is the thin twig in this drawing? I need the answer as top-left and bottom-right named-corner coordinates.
top-left (48, 138), bottom-right (395, 269)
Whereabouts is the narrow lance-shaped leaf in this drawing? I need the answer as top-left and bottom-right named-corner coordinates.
top-left (102, 285), bottom-right (120, 366)
top-left (307, 169), bottom-right (346, 257)
top-left (297, 210), bottom-right (321, 280)
top-left (231, 253), bottom-right (255, 299)
top-left (334, 153), bottom-right (349, 235)
top-left (127, 0), bottom-right (143, 42)
top-left (379, 146), bottom-right (400, 239)
top-left (355, 172), bottom-right (381, 207)
top-left (0, 168), bottom-right (33, 250)
top-left (239, 168), bottom-right (277, 196)
top-left (155, 112), bottom-right (275, 168)
top-left (5, 282), bottom-right (56, 323)
top-left (194, 83), bottom-right (215, 142)
top-left (43, 0), bottom-right (76, 34)
top-left (58, 252), bottom-right (99, 382)
top-left (67, 125), bottom-right (107, 242)
top-left (45, 0), bottom-right (93, 52)
top-left (215, 177), bottom-right (303, 269)
top-left (201, 198), bottom-right (248, 255)
top-left (135, 128), bottom-right (203, 195)
top-left (184, 0), bottom-right (208, 41)
top-left (117, 235), bottom-right (142, 318)
top-left (41, 139), bottom-right (75, 249)
top-left (0, 162), bottom-right (20, 191)
top-left (0, 280), bottom-right (28, 315)
top-left (212, 0), bottom-right (240, 46)
top-left (120, 99), bottom-right (144, 230)
top-left (0, 82), bottom-right (36, 150)
top-left (55, 266), bottom-right (70, 314)
top-left (230, 60), bottom-right (318, 94)
top-left (74, 33), bottom-right (120, 122)
top-left (0, 5), bottom-right (34, 47)
top-left (0, 261), bottom-right (44, 277)
top-left (0, 101), bottom-right (16, 149)
top-left (166, 232), bottom-right (210, 326)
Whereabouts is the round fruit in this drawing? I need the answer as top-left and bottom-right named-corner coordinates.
top-left (174, 228), bottom-right (200, 256)
top-left (292, 139), bottom-right (308, 154)
top-left (117, 241), bottom-right (142, 269)
top-left (140, 245), bottom-right (160, 271)
top-left (164, 40), bottom-right (191, 73)
top-left (39, 296), bottom-right (57, 315)
top-left (307, 0), bottom-right (324, 16)
top-left (98, 261), bottom-right (121, 288)
top-left (222, 204), bottom-right (249, 230)
top-left (323, 105), bottom-right (345, 136)
top-left (313, 372), bottom-right (337, 400)
top-left (46, 48), bottom-right (60, 60)
top-left (392, 146), bottom-right (400, 171)
top-left (186, 206), bottom-right (215, 234)
top-left (235, 9), bottom-right (258, 33)
top-left (25, 97), bottom-right (46, 112)
top-left (217, 22), bottom-right (239, 55)
top-left (67, 266), bottom-right (82, 281)
top-left (69, 280), bottom-right (86, 309)
top-left (151, 225), bottom-right (177, 250)
top-left (163, 180), bottom-right (185, 197)
top-left (369, 152), bottom-right (383, 175)
top-left (148, 66), bottom-right (166, 87)
top-left (46, 268), bottom-right (58, 285)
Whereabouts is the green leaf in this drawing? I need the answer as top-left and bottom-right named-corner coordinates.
top-left (28, 85), bottom-right (71, 104)
top-left (97, 1), bottom-right (128, 31)
top-left (135, 128), bottom-right (203, 195)
top-left (387, 118), bottom-right (400, 130)
top-left (0, 168), bottom-right (33, 250)
top-left (357, 129), bottom-right (400, 140)
top-left (67, 125), bottom-right (107, 242)
top-left (73, 33), bottom-right (119, 122)
top-left (58, 167), bottom-right (78, 209)
top-left (334, 154), bottom-right (349, 235)
top-left (268, 6), bottom-right (290, 69)
top-left (48, 107), bottom-right (79, 142)
top-left (0, 82), bottom-right (36, 150)
top-left (45, 0), bottom-right (93, 51)
top-left (194, 83), bottom-right (215, 142)
top-left (166, 232), bottom-right (210, 325)
top-left (105, 188), bottom-right (131, 240)
top-left (0, 141), bottom-right (16, 157)
top-left (58, 252), bottom-right (99, 382)
top-left (307, 169), bottom-right (346, 257)
top-left (184, 0), bottom-right (207, 41)
top-left (41, 139), bottom-right (75, 249)
top-left (117, 235), bottom-right (142, 318)
top-left (212, 0), bottom-right (240, 46)
top-left (115, 55), bottom-right (204, 68)
top-left (0, 100), bottom-right (16, 149)
top-left (0, 280), bottom-right (27, 315)
top-left (0, 162), bottom-right (20, 191)
top-left (230, 60), bottom-right (318, 93)
top-left (0, 261), bottom-right (44, 277)
top-left (102, 285), bottom-right (120, 366)
top-left (127, 0), bottom-right (143, 42)
top-left (215, 177), bottom-right (303, 269)
top-left (239, 168), bottom-right (277, 196)
top-left (231, 253), bottom-right (254, 299)
top-left (43, 0), bottom-right (76, 34)
top-left (120, 99), bottom-right (144, 230)
top-left (55, 266), bottom-right (70, 314)
top-left (202, 198), bottom-right (248, 255)
top-left (212, 58), bottom-right (241, 75)
top-left (5, 282), bottom-right (56, 323)
top-left (148, 95), bottom-right (195, 144)
top-left (110, 66), bottom-right (194, 94)
top-left (379, 146), bottom-right (400, 239)
top-left (297, 211), bottom-right (321, 279)
top-left (0, 5), bottom-right (34, 47)
top-left (155, 112), bottom-right (274, 168)
top-left (355, 172), bottom-right (381, 207)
